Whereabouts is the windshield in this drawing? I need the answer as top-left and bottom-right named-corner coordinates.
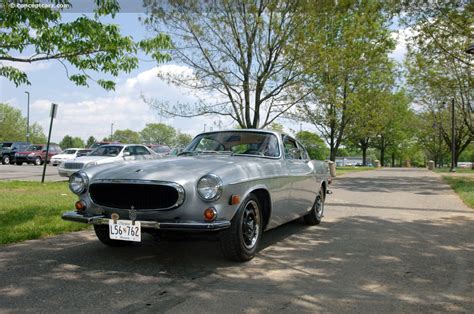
top-left (63, 149), bottom-right (77, 154)
top-left (2, 143), bottom-right (12, 148)
top-left (26, 145), bottom-right (43, 151)
top-left (89, 145), bottom-right (123, 157)
top-left (184, 131), bottom-right (280, 157)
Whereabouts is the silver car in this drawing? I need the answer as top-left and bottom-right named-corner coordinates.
top-left (62, 130), bottom-right (331, 261)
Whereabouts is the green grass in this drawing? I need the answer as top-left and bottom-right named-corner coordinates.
top-left (0, 181), bottom-right (89, 245)
top-left (442, 176), bottom-right (474, 209)
top-left (434, 168), bottom-right (474, 174)
top-left (336, 166), bottom-right (375, 176)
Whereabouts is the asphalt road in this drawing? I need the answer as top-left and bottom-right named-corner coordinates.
top-left (0, 168), bottom-right (473, 312)
top-left (0, 164), bottom-right (66, 181)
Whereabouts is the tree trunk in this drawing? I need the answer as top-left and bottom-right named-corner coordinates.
top-left (362, 147), bottom-right (367, 166)
top-left (391, 152), bottom-right (395, 167)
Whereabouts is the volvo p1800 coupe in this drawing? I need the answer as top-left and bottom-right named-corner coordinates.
top-left (62, 129), bottom-right (331, 261)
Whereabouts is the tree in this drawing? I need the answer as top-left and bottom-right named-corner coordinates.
top-left (0, 0), bottom-right (172, 90)
top-left (143, 0), bottom-right (309, 128)
top-left (403, 1), bottom-right (473, 166)
top-left (112, 129), bottom-right (141, 144)
top-left (0, 103), bottom-right (46, 142)
top-left (293, 1), bottom-right (396, 161)
top-left (295, 131), bottom-right (329, 160)
top-left (86, 136), bottom-right (97, 148)
top-left (175, 132), bottom-right (193, 148)
top-left (140, 123), bottom-right (176, 146)
top-left (59, 135), bottom-right (85, 149)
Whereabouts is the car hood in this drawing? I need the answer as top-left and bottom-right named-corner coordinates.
top-left (87, 155), bottom-right (281, 184)
top-left (52, 154), bottom-right (74, 159)
top-left (69, 156), bottom-right (117, 164)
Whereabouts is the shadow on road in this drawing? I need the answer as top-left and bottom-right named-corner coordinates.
top-left (1, 214), bottom-right (473, 312)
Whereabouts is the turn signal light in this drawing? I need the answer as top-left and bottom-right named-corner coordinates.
top-left (229, 194), bottom-right (241, 205)
top-left (203, 207), bottom-right (217, 222)
top-left (75, 200), bottom-right (86, 211)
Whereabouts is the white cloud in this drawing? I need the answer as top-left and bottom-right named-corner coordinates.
top-left (26, 64), bottom-right (232, 143)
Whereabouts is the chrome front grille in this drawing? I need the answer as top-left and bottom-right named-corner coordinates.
top-left (64, 162), bottom-right (84, 169)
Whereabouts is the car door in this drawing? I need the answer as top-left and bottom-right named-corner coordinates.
top-left (283, 136), bottom-right (318, 218)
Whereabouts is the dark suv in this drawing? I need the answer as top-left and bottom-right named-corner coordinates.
top-left (1, 142), bottom-right (30, 164)
top-left (15, 144), bottom-right (62, 165)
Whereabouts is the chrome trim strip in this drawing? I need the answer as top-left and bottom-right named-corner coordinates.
top-left (88, 179), bottom-right (185, 210)
top-left (61, 211), bottom-right (230, 231)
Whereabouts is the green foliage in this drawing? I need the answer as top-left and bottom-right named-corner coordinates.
top-left (175, 132), bottom-right (193, 148)
top-left (0, 0), bottom-right (172, 90)
top-left (442, 176), bottom-right (474, 208)
top-left (296, 131), bottom-right (329, 160)
top-left (266, 123), bottom-right (284, 134)
top-left (0, 103), bottom-right (46, 142)
top-left (140, 123), bottom-right (176, 146)
top-left (294, 1), bottom-right (396, 161)
top-left (59, 135), bottom-right (85, 149)
top-left (112, 129), bottom-right (141, 144)
top-left (86, 136), bottom-right (97, 148)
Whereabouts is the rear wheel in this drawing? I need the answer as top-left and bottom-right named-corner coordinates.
top-left (34, 156), bottom-right (42, 166)
top-left (93, 225), bottom-right (132, 247)
top-left (220, 193), bottom-right (262, 262)
top-left (1, 155), bottom-right (9, 165)
top-left (15, 161), bottom-right (23, 166)
top-left (303, 188), bottom-right (325, 225)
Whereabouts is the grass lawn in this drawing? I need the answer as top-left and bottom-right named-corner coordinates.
top-left (336, 166), bottom-right (375, 176)
top-left (434, 168), bottom-right (474, 174)
top-left (442, 176), bottom-right (474, 209)
top-left (0, 181), bottom-right (89, 245)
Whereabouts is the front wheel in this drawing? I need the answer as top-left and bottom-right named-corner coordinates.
top-left (2, 155), bottom-right (10, 165)
top-left (304, 188), bottom-right (325, 225)
top-left (220, 193), bottom-right (262, 262)
top-left (93, 225), bottom-right (132, 247)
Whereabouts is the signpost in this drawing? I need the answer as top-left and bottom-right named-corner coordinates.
top-left (41, 103), bottom-right (58, 183)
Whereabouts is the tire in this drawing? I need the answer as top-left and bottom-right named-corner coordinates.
top-left (93, 225), bottom-right (132, 247)
top-left (1, 155), bottom-right (9, 165)
top-left (304, 188), bottom-right (325, 225)
top-left (220, 193), bottom-right (262, 262)
top-left (34, 156), bottom-right (42, 166)
top-left (16, 161), bottom-right (23, 166)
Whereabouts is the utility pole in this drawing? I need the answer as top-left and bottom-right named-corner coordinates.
top-left (42, 103), bottom-right (58, 183)
top-left (25, 91), bottom-right (30, 142)
top-left (111, 123), bottom-right (114, 141)
top-left (449, 98), bottom-right (456, 172)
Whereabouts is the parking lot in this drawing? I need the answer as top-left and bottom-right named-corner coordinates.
top-left (0, 164), bottom-right (66, 181)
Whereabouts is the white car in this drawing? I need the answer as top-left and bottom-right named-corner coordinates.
top-left (50, 148), bottom-right (92, 166)
top-left (58, 144), bottom-right (157, 177)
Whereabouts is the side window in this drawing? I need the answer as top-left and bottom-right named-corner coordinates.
top-left (283, 136), bottom-right (301, 160)
top-left (296, 142), bottom-right (309, 160)
top-left (134, 146), bottom-right (150, 155)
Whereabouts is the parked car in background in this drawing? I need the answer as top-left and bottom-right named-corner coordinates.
top-left (1, 141), bottom-right (30, 164)
top-left (148, 144), bottom-right (171, 156)
top-left (15, 144), bottom-right (62, 165)
top-left (58, 144), bottom-right (157, 177)
top-left (62, 129), bottom-right (331, 262)
top-left (50, 148), bottom-right (92, 166)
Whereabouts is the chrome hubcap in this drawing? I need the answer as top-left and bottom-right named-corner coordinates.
top-left (241, 200), bottom-right (260, 250)
top-left (315, 195), bottom-right (323, 218)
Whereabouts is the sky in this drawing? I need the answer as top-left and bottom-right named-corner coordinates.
top-left (0, 6), bottom-right (409, 144)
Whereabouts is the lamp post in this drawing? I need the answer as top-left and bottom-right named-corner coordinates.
top-left (25, 91), bottom-right (30, 142)
top-left (110, 123), bottom-right (114, 141)
top-left (449, 99), bottom-right (456, 172)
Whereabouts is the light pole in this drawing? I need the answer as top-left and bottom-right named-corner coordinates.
top-left (110, 123), bottom-right (114, 141)
top-left (449, 99), bottom-right (456, 172)
top-left (25, 91), bottom-right (30, 142)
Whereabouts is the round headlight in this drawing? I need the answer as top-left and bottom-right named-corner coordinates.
top-left (197, 174), bottom-right (223, 201)
top-left (69, 172), bottom-right (89, 195)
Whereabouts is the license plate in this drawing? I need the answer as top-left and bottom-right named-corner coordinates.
top-left (108, 220), bottom-right (141, 242)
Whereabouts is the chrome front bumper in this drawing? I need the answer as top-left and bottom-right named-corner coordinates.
top-left (62, 211), bottom-right (231, 231)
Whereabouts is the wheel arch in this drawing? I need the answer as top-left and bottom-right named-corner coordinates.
top-left (250, 188), bottom-right (271, 231)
